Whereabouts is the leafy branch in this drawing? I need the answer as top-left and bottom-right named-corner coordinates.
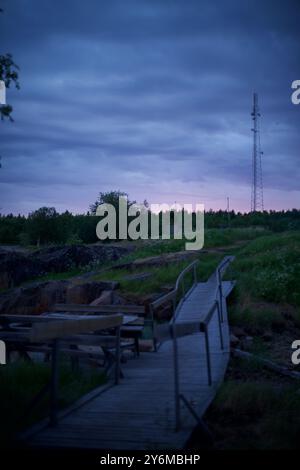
top-left (0, 53), bottom-right (20, 121)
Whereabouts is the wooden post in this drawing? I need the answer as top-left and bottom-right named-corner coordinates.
top-left (204, 326), bottom-right (212, 386)
top-left (115, 326), bottom-right (121, 385)
top-left (149, 304), bottom-right (157, 352)
top-left (216, 301), bottom-right (224, 350)
top-left (193, 263), bottom-right (197, 284)
top-left (217, 268), bottom-right (224, 323)
top-left (50, 339), bottom-right (59, 427)
top-left (171, 324), bottom-right (181, 431)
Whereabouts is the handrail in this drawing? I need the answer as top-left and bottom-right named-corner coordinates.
top-left (149, 259), bottom-right (199, 350)
top-left (175, 259), bottom-right (198, 292)
top-left (150, 259), bottom-right (198, 311)
top-left (150, 289), bottom-right (176, 310)
top-left (149, 256), bottom-right (235, 431)
top-left (170, 256), bottom-right (235, 431)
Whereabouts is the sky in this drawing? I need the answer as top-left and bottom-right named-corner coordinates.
top-left (0, 0), bottom-right (299, 215)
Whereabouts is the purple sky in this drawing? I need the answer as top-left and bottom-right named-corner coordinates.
top-left (0, 0), bottom-right (299, 215)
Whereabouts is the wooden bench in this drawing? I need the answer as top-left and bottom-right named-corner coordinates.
top-left (53, 304), bottom-right (146, 356)
top-left (0, 313), bottom-right (124, 426)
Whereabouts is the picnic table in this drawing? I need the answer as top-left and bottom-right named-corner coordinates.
top-left (0, 313), bottom-right (125, 425)
top-left (41, 311), bottom-right (143, 357)
top-left (50, 304), bottom-right (146, 356)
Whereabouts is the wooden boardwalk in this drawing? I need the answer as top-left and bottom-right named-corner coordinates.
top-left (25, 258), bottom-right (235, 450)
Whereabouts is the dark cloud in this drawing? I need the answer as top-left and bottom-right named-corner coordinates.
top-left (0, 0), bottom-right (299, 214)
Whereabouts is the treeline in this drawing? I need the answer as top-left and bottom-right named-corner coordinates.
top-left (0, 208), bottom-right (299, 246)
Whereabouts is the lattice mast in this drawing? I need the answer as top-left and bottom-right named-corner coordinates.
top-left (251, 93), bottom-right (264, 212)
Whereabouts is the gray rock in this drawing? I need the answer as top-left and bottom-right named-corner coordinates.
top-left (262, 332), bottom-right (273, 342)
top-left (90, 290), bottom-right (114, 306)
top-left (231, 326), bottom-right (247, 338)
top-left (242, 336), bottom-right (254, 349)
top-left (0, 250), bottom-right (44, 289)
top-left (66, 281), bottom-right (118, 304)
top-left (230, 333), bottom-right (240, 347)
top-left (31, 245), bottom-right (130, 273)
top-left (0, 244), bottom-right (131, 289)
top-left (0, 280), bottom-right (68, 315)
top-left (0, 279), bottom-right (119, 315)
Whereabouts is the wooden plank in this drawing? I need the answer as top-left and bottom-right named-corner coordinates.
top-left (150, 290), bottom-right (176, 309)
top-left (28, 314), bottom-right (123, 342)
top-left (155, 321), bottom-right (202, 342)
top-left (19, 345), bottom-right (106, 359)
top-left (0, 331), bottom-right (30, 342)
top-left (44, 313), bottom-right (137, 325)
top-left (0, 315), bottom-right (52, 324)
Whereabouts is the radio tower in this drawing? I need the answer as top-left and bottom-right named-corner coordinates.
top-left (251, 93), bottom-right (264, 212)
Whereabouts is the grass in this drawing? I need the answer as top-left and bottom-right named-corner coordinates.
top-left (115, 227), bottom-right (270, 261)
top-left (204, 227), bottom-right (270, 248)
top-left (12, 227), bottom-right (271, 288)
top-left (229, 304), bottom-right (287, 330)
top-left (231, 231), bottom-right (300, 306)
top-left (94, 253), bottom-right (224, 296)
top-left (23, 268), bottom-right (84, 284)
top-left (0, 360), bottom-right (106, 448)
top-left (227, 231), bottom-right (300, 333)
top-left (205, 358), bottom-right (300, 449)
top-left (90, 228), bottom-right (274, 298)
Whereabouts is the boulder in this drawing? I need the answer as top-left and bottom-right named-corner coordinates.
top-left (0, 249), bottom-right (44, 290)
top-left (0, 244), bottom-right (131, 289)
top-left (0, 279), bottom-right (119, 315)
top-left (262, 332), bottom-right (273, 342)
top-left (111, 292), bottom-right (130, 305)
top-left (113, 250), bottom-right (198, 270)
top-left (0, 280), bottom-right (68, 315)
top-left (90, 290), bottom-right (114, 306)
top-left (231, 326), bottom-right (247, 338)
top-left (242, 336), bottom-right (254, 349)
top-left (230, 334), bottom-right (240, 347)
top-left (31, 244), bottom-right (130, 273)
top-left (65, 281), bottom-right (119, 304)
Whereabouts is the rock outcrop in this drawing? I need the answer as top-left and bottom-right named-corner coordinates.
top-left (112, 250), bottom-right (198, 270)
top-left (0, 244), bottom-right (131, 290)
top-left (31, 245), bottom-right (130, 273)
top-left (0, 249), bottom-right (44, 289)
top-left (0, 279), bottom-right (119, 315)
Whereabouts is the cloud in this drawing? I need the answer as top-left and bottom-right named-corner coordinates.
top-left (0, 0), bottom-right (299, 214)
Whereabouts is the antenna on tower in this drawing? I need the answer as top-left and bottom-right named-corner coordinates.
top-left (251, 93), bottom-right (264, 212)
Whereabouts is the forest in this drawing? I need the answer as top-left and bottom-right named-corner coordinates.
top-left (1, 191), bottom-right (300, 246)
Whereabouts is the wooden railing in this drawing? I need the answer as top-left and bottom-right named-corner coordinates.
top-left (148, 259), bottom-right (199, 350)
top-left (150, 256), bottom-right (235, 431)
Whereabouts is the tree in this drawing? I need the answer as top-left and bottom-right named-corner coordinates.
top-left (89, 190), bottom-right (136, 215)
top-left (27, 207), bottom-right (59, 246)
top-left (0, 8), bottom-right (20, 121)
